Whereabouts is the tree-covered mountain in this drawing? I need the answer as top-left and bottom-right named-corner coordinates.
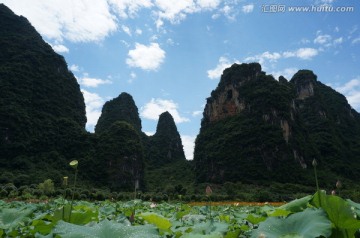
top-left (194, 63), bottom-right (360, 187)
top-left (0, 4), bottom-right (90, 184)
top-left (3, 2), bottom-right (360, 197)
top-left (95, 92), bottom-right (142, 133)
top-left (93, 93), bottom-right (190, 191)
top-left (145, 112), bottom-right (186, 167)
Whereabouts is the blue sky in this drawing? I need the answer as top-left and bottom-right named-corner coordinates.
top-left (2, 0), bottom-right (360, 160)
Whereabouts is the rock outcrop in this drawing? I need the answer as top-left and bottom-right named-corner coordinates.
top-left (194, 63), bottom-right (360, 185)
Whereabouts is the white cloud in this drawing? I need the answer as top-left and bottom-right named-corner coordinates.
top-left (166, 38), bottom-right (175, 45)
top-left (314, 34), bottom-right (332, 45)
top-left (77, 75), bottom-right (112, 88)
top-left (122, 25), bottom-right (132, 36)
top-left (207, 56), bottom-right (235, 80)
top-left (52, 44), bottom-right (69, 53)
top-left (244, 51), bottom-right (282, 65)
top-left (242, 4), bottom-right (254, 13)
top-left (108, 0), bottom-right (153, 18)
top-left (352, 37), bottom-right (360, 44)
top-left (2, 0), bottom-right (118, 42)
top-left (271, 68), bottom-right (298, 80)
top-left (154, 0), bottom-right (197, 24)
top-left (243, 48), bottom-right (318, 68)
top-left (283, 48), bottom-right (318, 60)
top-left (126, 43), bottom-right (166, 71)
top-left (82, 90), bottom-right (105, 131)
top-left (333, 37), bottom-right (343, 45)
top-left (335, 77), bottom-right (360, 110)
top-left (141, 98), bottom-right (190, 123)
top-left (220, 5), bottom-right (236, 20)
top-left (153, 0), bottom-right (221, 28)
top-left (128, 72), bottom-right (137, 83)
top-left (196, 0), bottom-right (221, 9)
top-left (135, 28), bottom-right (143, 35)
top-left (300, 38), bottom-right (310, 44)
top-left (121, 40), bottom-right (130, 47)
top-left (181, 135), bottom-right (196, 160)
top-left (192, 110), bottom-right (203, 117)
top-left (69, 64), bottom-right (80, 72)
top-left (144, 131), bottom-right (155, 136)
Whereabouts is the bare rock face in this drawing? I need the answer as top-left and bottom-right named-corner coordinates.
top-left (204, 85), bottom-right (246, 122)
top-left (202, 63), bottom-right (263, 125)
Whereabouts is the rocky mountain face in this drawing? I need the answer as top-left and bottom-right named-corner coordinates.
top-left (194, 63), bottom-right (360, 186)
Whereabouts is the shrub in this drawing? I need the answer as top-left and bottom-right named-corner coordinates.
top-left (0, 189), bottom-right (8, 198)
top-left (38, 179), bottom-right (55, 196)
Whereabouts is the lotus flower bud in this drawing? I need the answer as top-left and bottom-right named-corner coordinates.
top-left (312, 159), bottom-right (317, 167)
top-left (336, 180), bottom-right (342, 189)
top-left (63, 176), bottom-right (68, 186)
top-left (69, 160), bottom-right (78, 169)
top-left (206, 185), bottom-right (212, 196)
top-left (331, 190), bottom-right (336, 195)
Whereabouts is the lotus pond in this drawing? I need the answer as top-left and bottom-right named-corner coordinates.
top-left (1, 191), bottom-right (360, 237)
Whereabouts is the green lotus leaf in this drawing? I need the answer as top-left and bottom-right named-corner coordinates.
top-left (251, 208), bottom-right (332, 238)
top-left (278, 195), bottom-right (312, 213)
top-left (53, 220), bottom-right (160, 238)
top-left (189, 221), bottom-right (229, 236)
top-left (0, 207), bottom-right (34, 230)
top-left (139, 212), bottom-right (172, 231)
top-left (311, 192), bottom-right (360, 230)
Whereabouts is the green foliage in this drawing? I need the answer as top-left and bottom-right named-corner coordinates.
top-left (311, 191), bottom-right (360, 237)
top-left (251, 208), bottom-right (332, 238)
top-left (54, 220), bottom-right (160, 238)
top-left (0, 4), bottom-right (94, 189)
top-left (94, 121), bottom-right (144, 191)
top-left (139, 212), bottom-right (172, 232)
top-left (95, 92), bottom-right (142, 133)
top-left (0, 193), bottom-right (359, 237)
top-left (145, 111), bottom-right (186, 167)
top-left (194, 63), bottom-right (360, 187)
top-left (38, 179), bottom-right (55, 196)
top-left (0, 207), bottom-right (34, 230)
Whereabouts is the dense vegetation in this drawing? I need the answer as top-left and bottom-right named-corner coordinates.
top-left (194, 63), bottom-right (360, 189)
top-left (1, 190), bottom-right (360, 237)
top-left (0, 4), bottom-right (89, 186)
top-left (1, 3), bottom-right (360, 203)
top-left (95, 92), bottom-right (142, 133)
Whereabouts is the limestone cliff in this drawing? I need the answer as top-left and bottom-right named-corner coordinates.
top-left (194, 63), bottom-right (360, 185)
